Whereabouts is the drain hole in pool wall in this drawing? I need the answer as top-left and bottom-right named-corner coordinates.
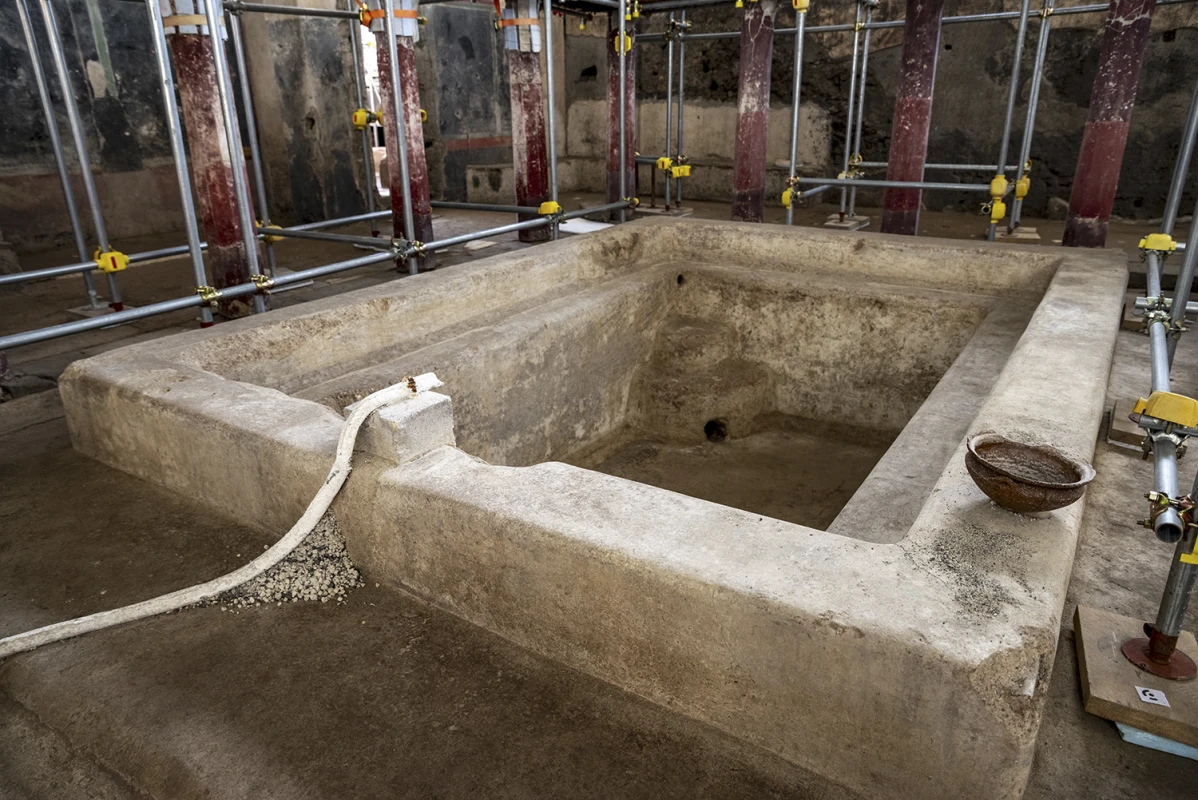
top-left (676, 274), bottom-right (685, 285)
top-left (704, 418), bottom-right (728, 442)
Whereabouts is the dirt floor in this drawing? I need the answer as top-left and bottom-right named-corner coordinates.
top-left (2, 203), bottom-right (1198, 798)
top-left (576, 417), bottom-right (895, 529)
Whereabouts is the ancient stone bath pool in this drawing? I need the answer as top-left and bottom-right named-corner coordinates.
top-left (61, 218), bottom-right (1125, 798)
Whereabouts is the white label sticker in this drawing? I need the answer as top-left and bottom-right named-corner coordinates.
top-left (1135, 686), bottom-right (1171, 708)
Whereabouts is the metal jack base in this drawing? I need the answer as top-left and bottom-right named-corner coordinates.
top-left (1123, 628), bottom-right (1198, 681)
top-left (823, 213), bottom-right (870, 231)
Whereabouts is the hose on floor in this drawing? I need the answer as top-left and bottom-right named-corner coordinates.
top-left (0, 373), bottom-right (442, 661)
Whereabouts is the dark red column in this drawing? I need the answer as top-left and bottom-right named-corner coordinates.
top-left (731, 0), bottom-right (778, 223)
top-left (880, 0), bottom-right (945, 236)
top-left (1062, 0), bottom-right (1156, 247)
top-left (605, 19), bottom-right (636, 217)
top-left (377, 35), bottom-right (436, 268)
top-left (170, 34), bottom-right (258, 316)
top-left (507, 50), bottom-right (551, 243)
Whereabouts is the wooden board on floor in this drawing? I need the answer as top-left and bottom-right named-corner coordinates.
top-left (1122, 289), bottom-right (1145, 331)
top-left (1075, 604), bottom-right (1198, 748)
top-left (1107, 398), bottom-right (1146, 449)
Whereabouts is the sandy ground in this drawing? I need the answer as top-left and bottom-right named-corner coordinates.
top-left (2, 204), bottom-right (1197, 798)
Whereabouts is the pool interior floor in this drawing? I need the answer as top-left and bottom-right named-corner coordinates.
top-left (572, 416), bottom-right (897, 530)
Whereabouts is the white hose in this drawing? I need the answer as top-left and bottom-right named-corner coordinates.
top-left (0, 373), bottom-right (442, 661)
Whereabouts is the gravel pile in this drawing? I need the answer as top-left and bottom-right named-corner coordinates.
top-left (209, 513), bottom-right (364, 610)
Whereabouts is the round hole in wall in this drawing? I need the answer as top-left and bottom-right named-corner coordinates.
top-left (704, 418), bottom-right (728, 443)
top-left (676, 273), bottom-right (685, 285)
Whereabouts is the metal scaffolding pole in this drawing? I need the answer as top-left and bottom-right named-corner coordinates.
top-left (1008, 0), bottom-right (1054, 232)
top-left (665, 12), bottom-right (675, 210)
top-left (848, 2), bottom-right (873, 219)
top-left (225, 1), bottom-right (359, 19)
top-left (859, 160), bottom-right (1018, 171)
top-left (545, 0), bottom-right (561, 238)
top-left (1167, 139), bottom-right (1198, 366)
top-left (987, 0), bottom-right (1031, 241)
top-left (1161, 77), bottom-right (1198, 240)
top-left (801, 176), bottom-right (991, 192)
top-left (675, 10), bottom-right (686, 205)
top-left (838, 2), bottom-right (863, 219)
top-left (15, 0), bottom-right (99, 309)
top-left (229, 12), bottom-right (277, 277)
top-left (36, 0), bottom-right (123, 309)
top-left (255, 227), bottom-right (390, 248)
top-left (1130, 225), bottom-right (1197, 678)
top-left (1144, 250), bottom-right (1185, 543)
top-left (145, 0), bottom-right (214, 328)
top-left (382, 0), bottom-right (420, 274)
top-left (204, 0), bottom-right (267, 314)
top-left (289, 210), bottom-right (391, 231)
top-left (431, 200), bottom-right (542, 214)
top-left (347, 0), bottom-right (380, 237)
top-left (785, 2), bottom-right (807, 226)
top-left (618, 0), bottom-right (628, 223)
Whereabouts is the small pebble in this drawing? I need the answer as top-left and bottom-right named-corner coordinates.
top-left (204, 514), bottom-right (364, 610)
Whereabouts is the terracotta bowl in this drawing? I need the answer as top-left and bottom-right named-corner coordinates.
top-left (965, 432), bottom-right (1096, 514)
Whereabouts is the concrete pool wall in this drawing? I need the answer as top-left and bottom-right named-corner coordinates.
top-left (60, 219), bottom-right (1127, 799)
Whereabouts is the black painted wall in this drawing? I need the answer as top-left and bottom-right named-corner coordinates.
top-left (0, 0), bottom-right (168, 181)
top-left (424, 4), bottom-right (513, 202)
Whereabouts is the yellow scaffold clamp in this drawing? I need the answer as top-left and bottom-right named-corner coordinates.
top-left (781, 176), bottom-right (799, 209)
top-left (1139, 233), bottom-right (1178, 254)
top-left (251, 273), bottom-right (275, 293)
top-left (987, 174), bottom-right (1008, 225)
top-left (1014, 159), bottom-right (1032, 200)
top-left (1133, 391), bottom-right (1198, 430)
top-left (420, 108), bottom-right (428, 123)
top-left (671, 162), bottom-right (690, 179)
top-left (352, 107), bottom-right (380, 130)
top-left (614, 31), bottom-right (632, 54)
top-left (93, 247), bottom-right (129, 274)
top-left (656, 156), bottom-right (673, 172)
top-left (837, 154), bottom-right (862, 182)
top-left (538, 200), bottom-right (562, 217)
top-left (792, 0), bottom-right (809, 10)
top-left (258, 221), bottom-right (285, 244)
top-left (195, 285), bottom-right (222, 307)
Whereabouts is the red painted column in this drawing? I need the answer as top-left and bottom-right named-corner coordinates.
top-left (880, 0), bottom-right (945, 236)
top-left (1062, 0), bottom-right (1156, 248)
top-left (605, 18), bottom-right (636, 217)
top-left (507, 50), bottom-right (551, 243)
top-left (170, 33), bottom-right (258, 316)
top-left (731, 0), bottom-right (778, 223)
top-left (377, 34), bottom-right (436, 268)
